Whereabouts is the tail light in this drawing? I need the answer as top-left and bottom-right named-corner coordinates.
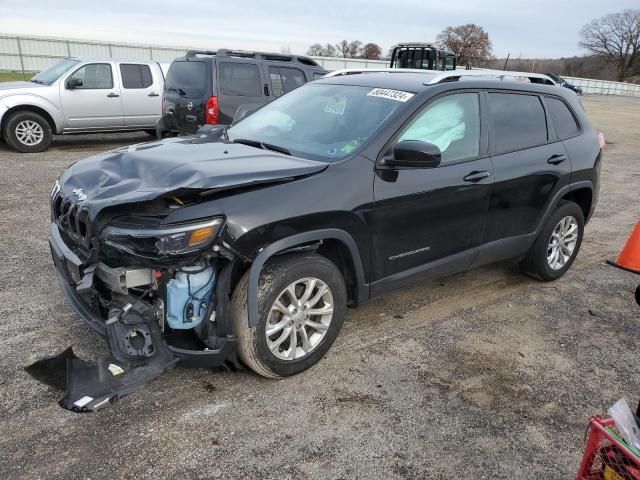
top-left (205, 96), bottom-right (219, 124)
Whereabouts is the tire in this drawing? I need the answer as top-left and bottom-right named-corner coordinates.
top-left (520, 201), bottom-right (585, 281)
top-left (231, 253), bottom-right (347, 378)
top-left (3, 111), bottom-right (52, 153)
top-left (144, 129), bottom-right (159, 138)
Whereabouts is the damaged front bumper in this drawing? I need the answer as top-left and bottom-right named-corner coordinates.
top-left (31, 223), bottom-right (238, 412)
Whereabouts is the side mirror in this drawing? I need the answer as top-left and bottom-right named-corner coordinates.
top-left (382, 140), bottom-right (441, 169)
top-left (66, 78), bottom-right (83, 89)
top-left (232, 104), bottom-right (260, 124)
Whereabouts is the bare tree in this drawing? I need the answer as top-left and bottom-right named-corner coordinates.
top-left (579, 9), bottom-right (640, 81)
top-left (335, 40), bottom-right (350, 58)
top-left (360, 42), bottom-right (382, 60)
top-left (307, 43), bottom-right (324, 56)
top-left (348, 40), bottom-right (363, 58)
top-left (335, 40), bottom-right (363, 58)
top-left (323, 43), bottom-right (337, 57)
top-left (281, 45), bottom-right (292, 55)
top-left (436, 24), bottom-right (494, 66)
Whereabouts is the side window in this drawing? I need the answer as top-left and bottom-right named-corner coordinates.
top-left (546, 97), bottom-right (579, 139)
top-left (268, 66), bottom-right (284, 97)
top-left (488, 93), bottom-right (548, 153)
top-left (120, 64), bottom-right (153, 89)
top-left (69, 63), bottom-right (113, 89)
top-left (269, 67), bottom-right (305, 97)
top-left (280, 67), bottom-right (305, 93)
top-left (219, 62), bottom-right (261, 97)
top-left (398, 93), bottom-right (480, 164)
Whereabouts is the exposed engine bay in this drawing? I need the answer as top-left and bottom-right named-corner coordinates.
top-left (30, 188), bottom-right (245, 412)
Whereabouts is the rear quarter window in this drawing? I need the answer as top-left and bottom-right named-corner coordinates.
top-left (165, 61), bottom-right (206, 98)
top-left (488, 93), bottom-right (548, 154)
top-left (546, 96), bottom-right (580, 139)
top-left (219, 62), bottom-right (262, 97)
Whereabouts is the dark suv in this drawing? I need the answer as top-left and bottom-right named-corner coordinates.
top-left (42, 71), bottom-right (602, 411)
top-left (157, 49), bottom-right (328, 136)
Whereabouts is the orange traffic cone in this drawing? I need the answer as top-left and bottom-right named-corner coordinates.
top-left (608, 221), bottom-right (640, 274)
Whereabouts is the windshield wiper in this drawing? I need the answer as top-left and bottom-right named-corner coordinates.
top-left (167, 87), bottom-right (187, 97)
top-left (261, 142), bottom-right (291, 156)
top-left (231, 138), bottom-right (291, 156)
top-left (30, 79), bottom-right (44, 84)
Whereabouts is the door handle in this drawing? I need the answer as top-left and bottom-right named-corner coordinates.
top-left (463, 170), bottom-right (491, 182)
top-left (148, 92), bottom-right (159, 97)
top-left (547, 154), bottom-right (566, 165)
top-left (106, 92), bottom-right (120, 98)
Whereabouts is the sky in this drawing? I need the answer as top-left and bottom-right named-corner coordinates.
top-left (0, 0), bottom-right (638, 59)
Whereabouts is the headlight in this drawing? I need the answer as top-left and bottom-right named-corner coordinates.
top-left (103, 218), bottom-right (223, 256)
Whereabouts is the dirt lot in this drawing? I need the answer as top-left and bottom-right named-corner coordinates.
top-left (0, 95), bottom-right (639, 479)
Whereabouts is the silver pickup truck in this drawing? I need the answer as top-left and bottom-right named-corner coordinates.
top-left (0, 57), bottom-right (169, 153)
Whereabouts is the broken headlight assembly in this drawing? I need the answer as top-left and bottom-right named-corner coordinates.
top-left (102, 218), bottom-right (224, 256)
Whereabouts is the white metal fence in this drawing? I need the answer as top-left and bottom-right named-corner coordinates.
top-left (1, 33), bottom-right (639, 97)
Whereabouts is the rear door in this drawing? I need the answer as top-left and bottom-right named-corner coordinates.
top-left (483, 91), bottom-right (571, 244)
top-left (162, 60), bottom-right (209, 134)
top-left (216, 60), bottom-right (267, 124)
top-left (59, 62), bottom-right (124, 129)
top-left (118, 63), bottom-right (163, 127)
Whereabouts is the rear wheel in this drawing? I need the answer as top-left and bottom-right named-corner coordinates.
top-left (3, 111), bottom-right (52, 153)
top-left (232, 253), bottom-right (347, 378)
top-left (520, 201), bottom-right (584, 281)
top-left (144, 129), bottom-right (158, 138)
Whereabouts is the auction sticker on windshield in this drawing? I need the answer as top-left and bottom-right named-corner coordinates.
top-left (325, 95), bottom-right (347, 115)
top-left (367, 88), bottom-right (414, 102)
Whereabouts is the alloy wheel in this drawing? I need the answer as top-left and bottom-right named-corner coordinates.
top-left (15, 120), bottom-right (44, 146)
top-left (547, 215), bottom-right (579, 270)
top-left (265, 277), bottom-right (334, 361)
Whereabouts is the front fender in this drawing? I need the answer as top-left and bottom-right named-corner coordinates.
top-left (0, 93), bottom-right (63, 132)
top-left (246, 229), bottom-right (368, 328)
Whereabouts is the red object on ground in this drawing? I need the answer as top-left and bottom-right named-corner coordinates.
top-left (577, 417), bottom-right (640, 479)
top-left (610, 221), bottom-right (640, 274)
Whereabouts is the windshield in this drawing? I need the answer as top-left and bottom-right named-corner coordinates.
top-left (31, 58), bottom-right (81, 85)
top-left (227, 84), bottom-right (410, 161)
top-left (165, 61), bottom-right (206, 98)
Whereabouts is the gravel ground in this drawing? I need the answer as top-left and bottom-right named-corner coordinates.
top-left (0, 96), bottom-right (639, 479)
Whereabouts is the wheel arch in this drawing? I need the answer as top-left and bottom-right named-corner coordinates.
top-left (246, 229), bottom-right (368, 328)
top-left (1, 104), bottom-right (58, 134)
top-left (536, 181), bottom-right (594, 234)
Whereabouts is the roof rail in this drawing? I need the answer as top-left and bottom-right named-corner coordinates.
top-left (325, 68), bottom-right (441, 77)
top-left (324, 68), bottom-right (557, 86)
top-left (184, 49), bottom-right (321, 67)
top-left (424, 69), bottom-right (557, 85)
top-left (185, 50), bottom-right (217, 58)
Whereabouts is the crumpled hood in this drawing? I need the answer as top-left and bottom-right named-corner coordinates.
top-left (58, 137), bottom-right (328, 219)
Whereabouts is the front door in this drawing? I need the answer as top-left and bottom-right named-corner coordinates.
top-left (370, 91), bottom-right (493, 294)
top-left (59, 62), bottom-right (123, 129)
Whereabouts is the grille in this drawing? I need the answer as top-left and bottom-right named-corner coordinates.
top-left (52, 192), bottom-right (91, 248)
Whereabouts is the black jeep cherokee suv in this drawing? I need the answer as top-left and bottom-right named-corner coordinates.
top-left (44, 71), bottom-right (601, 411)
top-left (157, 49), bottom-right (328, 136)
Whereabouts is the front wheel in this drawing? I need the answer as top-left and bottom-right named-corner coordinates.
top-left (232, 253), bottom-right (347, 378)
top-left (3, 111), bottom-right (52, 153)
top-left (520, 201), bottom-right (585, 281)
